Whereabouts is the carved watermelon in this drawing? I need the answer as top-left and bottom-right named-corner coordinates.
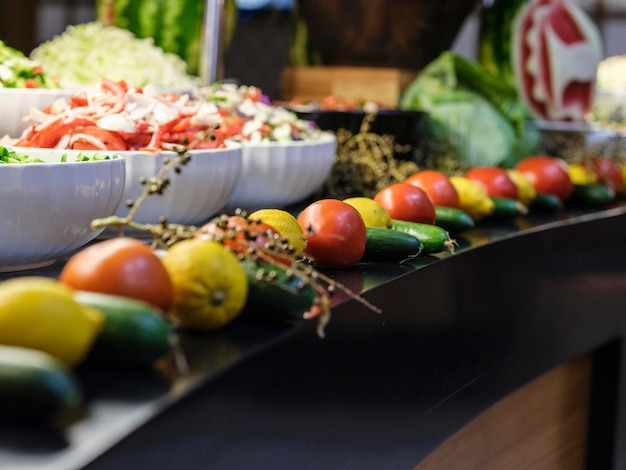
top-left (512, 0), bottom-right (603, 121)
top-left (97, 0), bottom-right (205, 76)
top-left (478, 0), bottom-right (527, 89)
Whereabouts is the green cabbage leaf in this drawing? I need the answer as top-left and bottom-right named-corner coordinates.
top-left (400, 51), bottom-right (538, 167)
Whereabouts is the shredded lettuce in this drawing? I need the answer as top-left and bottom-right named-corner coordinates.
top-left (30, 22), bottom-right (200, 89)
top-left (0, 146), bottom-right (115, 163)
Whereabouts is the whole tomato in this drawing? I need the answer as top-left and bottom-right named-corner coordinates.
top-left (297, 199), bottom-right (366, 269)
top-left (465, 166), bottom-right (519, 200)
top-left (374, 183), bottom-right (436, 224)
top-left (198, 215), bottom-right (278, 254)
top-left (592, 157), bottom-right (624, 193)
top-left (60, 237), bottom-right (173, 312)
top-left (516, 156), bottom-right (574, 202)
top-left (404, 170), bottom-right (461, 208)
top-left (197, 215), bottom-right (297, 266)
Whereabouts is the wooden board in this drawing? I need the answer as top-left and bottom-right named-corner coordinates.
top-left (281, 66), bottom-right (418, 108)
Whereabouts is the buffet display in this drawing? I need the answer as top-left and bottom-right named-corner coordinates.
top-left (1, 0), bottom-right (625, 467)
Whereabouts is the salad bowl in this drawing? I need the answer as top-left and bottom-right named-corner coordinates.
top-left (0, 88), bottom-right (76, 139)
top-left (225, 132), bottom-right (337, 210)
top-left (109, 144), bottom-right (243, 227)
top-left (0, 147), bottom-right (125, 272)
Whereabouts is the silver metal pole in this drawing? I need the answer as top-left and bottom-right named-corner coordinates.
top-left (200, 0), bottom-right (225, 85)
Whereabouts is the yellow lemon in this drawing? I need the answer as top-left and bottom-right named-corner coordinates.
top-left (0, 277), bottom-right (104, 367)
top-left (449, 176), bottom-right (495, 221)
top-left (506, 169), bottom-right (536, 206)
top-left (248, 208), bottom-right (307, 256)
top-left (162, 239), bottom-right (248, 330)
top-left (568, 163), bottom-right (597, 185)
top-left (343, 197), bottom-right (392, 228)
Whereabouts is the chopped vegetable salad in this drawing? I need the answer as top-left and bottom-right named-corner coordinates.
top-left (13, 80), bottom-right (324, 151)
top-left (0, 41), bottom-right (51, 88)
top-left (0, 145), bottom-right (115, 163)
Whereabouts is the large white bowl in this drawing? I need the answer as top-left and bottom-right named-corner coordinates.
top-left (0, 148), bottom-right (125, 272)
top-left (0, 88), bottom-right (76, 138)
top-left (225, 133), bottom-right (337, 210)
top-left (112, 145), bottom-right (242, 226)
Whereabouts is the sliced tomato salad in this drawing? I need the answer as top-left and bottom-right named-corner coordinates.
top-left (15, 79), bottom-right (229, 151)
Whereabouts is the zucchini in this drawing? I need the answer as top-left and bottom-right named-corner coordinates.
top-left (490, 197), bottom-right (529, 218)
top-left (362, 226), bottom-right (423, 262)
top-left (239, 259), bottom-right (317, 323)
top-left (75, 292), bottom-right (173, 369)
top-left (570, 183), bottom-right (616, 206)
top-left (531, 192), bottom-right (563, 212)
top-left (0, 345), bottom-right (83, 423)
top-left (434, 206), bottom-right (475, 232)
top-left (391, 219), bottom-right (456, 254)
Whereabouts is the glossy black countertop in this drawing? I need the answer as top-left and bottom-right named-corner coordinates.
top-left (3, 203), bottom-right (626, 469)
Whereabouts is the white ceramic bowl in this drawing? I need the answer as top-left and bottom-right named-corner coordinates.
top-left (225, 133), bottom-right (337, 210)
top-left (112, 145), bottom-right (243, 226)
top-left (0, 88), bottom-right (76, 139)
top-left (0, 148), bottom-right (125, 272)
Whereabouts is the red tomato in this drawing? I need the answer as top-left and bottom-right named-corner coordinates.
top-left (592, 157), bottom-right (624, 193)
top-left (243, 87), bottom-right (263, 102)
top-left (59, 237), bottom-right (173, 312)
top-left (15, 118), bottom-right (97, 148)
top-left (68, 126), bottom-right (128, 150)
top-left (374, 183), bottom-right (436, 224)
top-left (465, 166), bottom-right (519, 199)
top-left (297, 199), bottom-right (366, 269)
top-left (69, 95), bottom-right (89, 108)
top-left (118, 131), bottom-right (153, 149)
top-left (404, 170), bottom-right (461, 208)
top-left (197, 215), bottom-right (285, 259)
top-left (515, 156), bottom-right (573, 202)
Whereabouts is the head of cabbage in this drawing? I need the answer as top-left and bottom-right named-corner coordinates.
top-left (400, 51), bottom-right (538, 168)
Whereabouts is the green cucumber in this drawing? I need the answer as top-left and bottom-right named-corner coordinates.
top-left (435, 206), bottom-right (475, 232)
top-left (531, 192), bottom-right (563, 212)
top-left (570, 183), bottom-right (616, 206)
top-left (362, 227), bottom-right (423, 262)
top-left (0, 345), bottom-right (83, 422)
top-left (490, 196), bottom-right (528, 218)
top-left (391, 219), bottom-right (456, 254)
top-left (239, 259), bottom-right (317, 323)
top-left (75, 292), bottom-right (173, 369)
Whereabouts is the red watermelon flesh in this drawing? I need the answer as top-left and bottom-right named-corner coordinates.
top-left (513, 0), bottom-right (602, 121)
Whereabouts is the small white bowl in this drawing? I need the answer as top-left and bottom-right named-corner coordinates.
top-left (0, 88), bottom-right (76, 138)
top-left (225, 133), bottom-right (337, 210)
top-left (112, 145), bottom-right (242, 226)
top-left (0, 148), bottom-right (125, 272)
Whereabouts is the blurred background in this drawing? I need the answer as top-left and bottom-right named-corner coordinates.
top-left (1, 0), bottom-right (625, 99)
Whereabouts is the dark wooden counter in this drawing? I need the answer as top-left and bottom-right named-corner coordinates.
top-left (3, 203), bottom-right (626, 469)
